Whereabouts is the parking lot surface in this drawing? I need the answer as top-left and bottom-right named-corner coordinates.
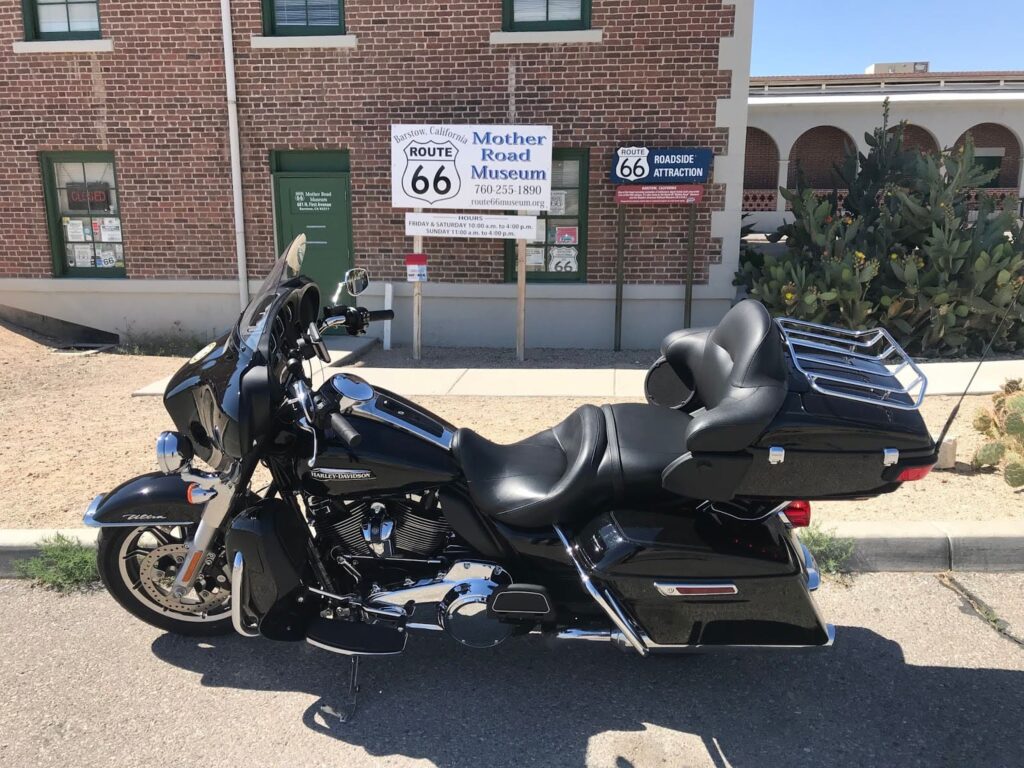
top-left (1, 573), bottom-right (1022, 768)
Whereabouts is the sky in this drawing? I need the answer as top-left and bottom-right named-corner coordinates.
top-left (752, 0), bottom-right (1024, 76)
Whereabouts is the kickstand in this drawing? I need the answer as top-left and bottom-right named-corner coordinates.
top-left (320, 656), bottom-right (361, 724)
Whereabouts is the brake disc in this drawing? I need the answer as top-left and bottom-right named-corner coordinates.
top-left (138, 543), bottom-right (230, 616)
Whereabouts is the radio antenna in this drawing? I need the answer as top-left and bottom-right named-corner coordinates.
top-left (935, 277), bottom-right (1024, 447)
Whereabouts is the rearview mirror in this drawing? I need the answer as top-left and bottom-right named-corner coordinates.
top-left (343, 268), bottom-right (369, 297)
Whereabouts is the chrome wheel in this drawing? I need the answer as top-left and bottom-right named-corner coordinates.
top-left (116, 526), bottom-right (231, 623)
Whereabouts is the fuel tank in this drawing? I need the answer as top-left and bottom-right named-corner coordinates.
top-left (296, 388), bottom-right (459, 497)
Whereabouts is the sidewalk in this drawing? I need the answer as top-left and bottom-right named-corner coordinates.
top-left (134, 357), bottom-right (1024, 398)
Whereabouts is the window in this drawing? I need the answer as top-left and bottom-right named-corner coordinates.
top-left (41, 152), bottom-right (125, 277)
top-left (22, 0), bottom-right (101, 40)
top-left (506, 149), bottom-right (589, 282)
top-left (503, 0), bottom-right (590, 31)
top-left (262, 0), bottom-right (345, 36)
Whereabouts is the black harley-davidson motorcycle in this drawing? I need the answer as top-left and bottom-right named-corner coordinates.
top-left (87, 234), bottom-right (937, 712)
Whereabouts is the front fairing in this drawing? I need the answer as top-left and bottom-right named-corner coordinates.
top-left (162, 237), bottom-right (319, 469)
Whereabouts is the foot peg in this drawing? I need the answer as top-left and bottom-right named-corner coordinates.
top-left (306, 617), bottom-right (407, 656)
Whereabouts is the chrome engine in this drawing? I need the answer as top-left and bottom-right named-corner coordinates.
top-left (368, 561), bottom-right (515, 648)
top-left (311, 494), bottom-right (450, 560)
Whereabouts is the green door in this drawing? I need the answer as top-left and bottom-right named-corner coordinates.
top-left (274, 173), bottom-right (353, 307)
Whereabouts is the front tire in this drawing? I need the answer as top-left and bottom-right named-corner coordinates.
top-left (97, 526), bottom-right (234, 637)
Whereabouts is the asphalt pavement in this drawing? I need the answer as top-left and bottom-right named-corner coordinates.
top-left (1, 574), bottom-right (1022, 768)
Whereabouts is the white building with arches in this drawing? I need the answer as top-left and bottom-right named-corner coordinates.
top-left (742, 68), bottom-right (1024, 232)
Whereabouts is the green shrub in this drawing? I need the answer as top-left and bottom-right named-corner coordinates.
top-left (736, 103), bottom-right (1024, 357)
top-left (15, 534), bottom-right (100, 592)
top-left (800, 524), bottom-right (855, 574)
top-left (971, 380), bottom-right (1024, 487)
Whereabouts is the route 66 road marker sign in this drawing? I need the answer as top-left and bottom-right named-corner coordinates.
top-left (402, 140), bottom-right (461, 205)
top-left (614, 147), bottom-right (651, 182)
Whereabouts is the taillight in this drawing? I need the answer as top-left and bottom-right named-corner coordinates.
top-left (782, 500), bottom-right (811, 527)
top-left (897, 465), bottom-right (933, 482)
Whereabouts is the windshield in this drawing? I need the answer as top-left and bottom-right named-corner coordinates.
top-left (236, 235), bottom-right (306, 352)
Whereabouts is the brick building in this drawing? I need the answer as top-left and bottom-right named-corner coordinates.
top-left (0, 0), bottom-right (754, 348)
top-left (742, 67), bottom-right (1024, 232)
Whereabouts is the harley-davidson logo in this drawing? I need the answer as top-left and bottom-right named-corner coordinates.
top-left (310, 468), bottom-right (375, 482)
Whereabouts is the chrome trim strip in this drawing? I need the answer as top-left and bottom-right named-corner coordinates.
top-left (801, 543), bottom-right (822, 592)
top-left (552, 525), bottom-right (648, 656)
top-left (350, 396), bottom-right (454, 451)
top-left (82, 494), bottom-right (105, 527)
top-left (305, 636), bottom-right (407, 656)
top-left (654, 582), bottom-right (738, 597)
top-left (230, 552), bottom-right (259, 638)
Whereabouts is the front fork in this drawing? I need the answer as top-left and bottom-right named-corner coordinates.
top-left (170, 464), bottom-right (241, 598)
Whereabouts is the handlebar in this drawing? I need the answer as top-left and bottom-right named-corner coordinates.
top-left (329, 412), bottom-right (362, 450)
top-left (367, 309), bottom-right (395, 322)
top-left (321, 305), bottom-right (393, 337)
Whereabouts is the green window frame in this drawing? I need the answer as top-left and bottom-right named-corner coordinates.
top-left (261, 0), bottom-right (345, 36)
top-left (21, 0), bottom-right (101, 41)
top-left (505, 149), bottom-right (589, 283)
top-left (40, 151), bottom-right (126, 278)
top-left (502, 0), bottom-right (591, 31)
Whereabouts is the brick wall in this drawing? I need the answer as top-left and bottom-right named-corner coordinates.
top-left (0, 2), bottom-right (237, 279)
top-left (955, 123), bottom-right (1022, 188)
top-left (786, 126), bottom-right (854, 188)
top-left (742, 127), bottom-right (778, 188)
top-left (0, 0), bottom-right (735, 286)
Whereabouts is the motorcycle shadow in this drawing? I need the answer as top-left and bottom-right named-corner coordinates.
top-left (151, 626), bottom-right (1024, 768)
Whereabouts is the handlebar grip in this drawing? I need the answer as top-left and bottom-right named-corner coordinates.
top-left (329, 412), bottom-right (362, 450)
top-left (367, 309), bottom-right (395, 322)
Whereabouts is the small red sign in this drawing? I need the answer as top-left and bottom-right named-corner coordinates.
top-left (405, 254), bottom-right (428, 266)
top-left (405, 253), bottom-right (428, 282)
top-left (615, 185), bottom-right (704, 206)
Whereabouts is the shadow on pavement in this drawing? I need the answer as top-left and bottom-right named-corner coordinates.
top-left (152, 626), bottom-right (1023, 767)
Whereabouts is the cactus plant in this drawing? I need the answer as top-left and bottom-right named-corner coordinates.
top-left (972, 381), bottom-right (1024, 487)
top-left (736, 103), bottom-right (1024, 357)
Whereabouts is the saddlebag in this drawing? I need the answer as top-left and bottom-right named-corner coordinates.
top-left (577, 509), bottom-right (832, 647)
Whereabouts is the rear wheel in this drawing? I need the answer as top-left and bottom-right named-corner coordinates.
top-left (97, 526), bottom-right (234, 636)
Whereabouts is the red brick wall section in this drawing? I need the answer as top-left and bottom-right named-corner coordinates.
top-left (743, 127), bottom-right (779, 188)
top-left (786, 126), bottom-right (855, 188)
top-left (0, 0), bottom-right (735, 286)
top-left (955, 123), bottom-right (1022, 189)
top-left (895, 124), bottom-right (939, 156)
top-left (0, 2), bottom-right (236, 279)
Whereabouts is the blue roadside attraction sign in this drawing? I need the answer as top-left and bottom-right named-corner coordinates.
top-left (609, 147), bottom-right (713, 185)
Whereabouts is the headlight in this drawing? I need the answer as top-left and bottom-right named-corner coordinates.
top-left (156, 431), bottom-right (194, 474)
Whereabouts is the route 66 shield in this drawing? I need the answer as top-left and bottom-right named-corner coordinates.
top-left (402, 140), bottom-right (462, 205)
top-left (614, 148), bottom-right (650, 182)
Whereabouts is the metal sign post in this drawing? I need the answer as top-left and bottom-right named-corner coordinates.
top-left (614, 204), bottom-right (626, 351)
top-left (516, 219), bottom-right (527, 361)
top-left (685, 203), bottom-right (697, 329)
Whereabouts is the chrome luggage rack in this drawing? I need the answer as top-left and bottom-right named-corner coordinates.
top-left (775, 318), bottom-right (927, 410)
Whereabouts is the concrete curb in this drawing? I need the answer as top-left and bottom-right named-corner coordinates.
top-left (1, 522), bottom-right (1022, 577)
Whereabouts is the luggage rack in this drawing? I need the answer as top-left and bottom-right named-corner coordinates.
top-left (775, 318), bottom-right (927, 410)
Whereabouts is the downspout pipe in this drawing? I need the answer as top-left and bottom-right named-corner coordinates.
top-left (219, 0), bottom-right (249, 309)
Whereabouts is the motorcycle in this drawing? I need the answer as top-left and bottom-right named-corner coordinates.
top-left (86, 234), bottom-right (937, 717)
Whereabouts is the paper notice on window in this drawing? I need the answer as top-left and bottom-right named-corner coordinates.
top-left (99, 218), bottom-right (122, 243)
top-left (65, 218), bottom-right (86, 243)
top-left (548, 247), bottom-right (579, 273)
top-left (526, 246), bottom-right (546, 272)
top-left (73, 244), bottom-right (94, 268)
top-left (96, 245), bottom-right (118, 268)
top-left (549, 191), bottom-right (567, 216)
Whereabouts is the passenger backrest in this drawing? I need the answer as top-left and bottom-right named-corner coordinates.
top-left (662, 300), bottom-right (788, 453)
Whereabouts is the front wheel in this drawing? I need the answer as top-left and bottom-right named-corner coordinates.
top-left (97, 525), bottom-right (234, 636)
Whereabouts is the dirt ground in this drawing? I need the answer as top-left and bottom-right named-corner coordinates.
top-left (0, 323), bottom-right (1018, 528)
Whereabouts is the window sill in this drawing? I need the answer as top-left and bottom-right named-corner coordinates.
top-left (250, 35), bottom-right (358, 49)
top-left (489, 29), bottom-right (603, 45)
top-left (12, 38), bottom-right (113, 54)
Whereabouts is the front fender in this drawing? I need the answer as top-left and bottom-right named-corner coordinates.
top-left (83, 472), bottom-right (204, 527)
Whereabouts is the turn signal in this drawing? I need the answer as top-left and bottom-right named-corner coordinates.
top-left (897, 465), bottom-right (933, 482)
top-left (783, 500), bottom-right (812, 528)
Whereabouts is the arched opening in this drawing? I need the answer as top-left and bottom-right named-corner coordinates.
top-left (743, 128), bottom-right (780, 212)
top-left (955, 123), bottom-right (1022, 189)
top-left (787, 126), bottom-right (856, 188)
top-left (887, 124), bottom-right (940, 156)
